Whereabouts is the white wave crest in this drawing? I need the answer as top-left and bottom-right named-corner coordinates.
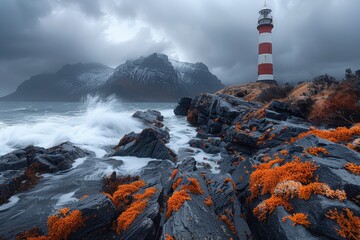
top-left (0, 96), bottom-right (142, 156)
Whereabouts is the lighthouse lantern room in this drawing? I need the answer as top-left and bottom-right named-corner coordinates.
top-left (257, 2), bottom-right (275, 82)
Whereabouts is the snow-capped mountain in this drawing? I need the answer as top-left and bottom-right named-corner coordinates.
top-left (1, 63), bottom-right (114, 101)
top-left (1, 53), bottom-right (224, 102)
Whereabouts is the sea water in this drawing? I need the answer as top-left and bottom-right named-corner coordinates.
top-left (0, 96), bottom-right (221, 237)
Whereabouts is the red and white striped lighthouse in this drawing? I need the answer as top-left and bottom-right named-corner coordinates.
top-left (257, 3), bottom-right (274, 82)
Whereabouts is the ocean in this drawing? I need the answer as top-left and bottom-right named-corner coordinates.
top-left (0, 96), bottom-right (221, 237)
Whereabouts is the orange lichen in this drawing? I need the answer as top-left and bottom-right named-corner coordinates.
top-left (249, 160), bottom-right (317, 201)
top-left (28, 237), bottom-right (48, 240)
top-left (181, 178), bottom-right (204, 195)
top-left (165, 234), bottom-right (175, 240)
top-left (344, 163), bottom-right (360, 175)
top-left (172, 177), bottom-right (183, 190)
top-left (133, 187), bottom-right (156, 200)
top-left (224, 178), bottom-right (236, 191)
top-left (166, 190), bottom-right (191, 219)
top-left (280, 149), bottom-right (288, 156)
top-left (282, 213), bottom-right (311, 228)
top-left (291, 126), bottom-right (360, 144)
top-left (253, 195), bottom-right (293, 221)
top-left (326, 208), bottom-right (360, 240)
top-left (305, 147), bottom-right (329, 156)
top-left (79, 195), bottom-right (89, 201)
top-left (204, 196), bottom-right (214, 207)
top-left (101, 175), bottom-right (140, 195)
top-left (220, 215), bottom-right (236, 235)
top-left (252, 126), bottom-right (257, 131)
top-left (107, 180), bottom-right (146, 208)
top-left (274, 180), bottom-right (346, 201)
top-left (262, 155), bottom-right (272, 162)
top-left (116, 200), bottom-right (148, 234)
top-left (298, 182), bottom-right (346, 201)
top-left (171, 169), bottom-right (178, 180)
top-left (235, 122), bottom-right (242, 132)
top-left (30, 208), bottom-right (84, 240)
top-left (187, 109), bottom-right (198, 123)
top-left (268, 133), bottom-right (276, 141)
top-left (16, 227), bottom-right (43, 240)
top-left (273, 180), bottom-right (303, 200)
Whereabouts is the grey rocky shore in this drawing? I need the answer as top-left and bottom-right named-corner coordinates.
top-left (1, 93), bottom-right (359, 240)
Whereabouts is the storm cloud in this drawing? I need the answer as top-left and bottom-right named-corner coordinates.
top-left (0, 0), bottom-right (359, 96)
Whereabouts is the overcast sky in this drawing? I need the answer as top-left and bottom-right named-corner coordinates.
top-left (0, 0), bottom-right (360, 97)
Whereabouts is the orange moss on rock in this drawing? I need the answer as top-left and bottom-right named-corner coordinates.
top-left (133, 187), bottom-right (156, 200)
top-left (220, 215), bottom-right (236, 235)
top-left (280, 149), bottom-right (288, 156)
top-left (326, 208), bottom-right (360, 240)
top-left (30, 208), bottom-right (84, 240)
top-left (305, 147), bottom-right (329, 156)
top-left (235, 122), bottom-right (242, 132)
top-left (344, 163), bottom-right (360, 175)
top-left (181, 178), bottom-right (204, 195)
top-left (291, 126), bottom-right (360, 144)
top-left (253, 195), bottom-right (293, 222)
top-left (249, 160), bottom-right (317, 201)
top-left (171, 169), bottom-right (178, 180)
top-left (224, 178), bottom-right (236, 191)
top-left (172, 177), bottom-right (183, 190)
top-left (204, 196), bottom-right (214, 207)
top-left (116, 200), bottom-right (148, 234)
top-left (298, 182), bottom-right (346, 201)
top-left (102, 174), bottom-right (139, 195)
top-left (282, 213), bottom-right (311, 228)
top-left (166, 190), bottom-right (191, 219)
top-left (107, 180), bottom-right (146, 208)
top-left (16, 227), bottom-right (43, 240)
top-left (165, 234), bottom-right (175, 240)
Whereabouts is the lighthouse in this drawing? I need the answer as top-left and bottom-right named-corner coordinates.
top-left (257, 2), bottom-right (275, 82)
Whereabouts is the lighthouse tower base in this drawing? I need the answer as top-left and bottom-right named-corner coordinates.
top-left (256, 79), bottom-right (277, 84)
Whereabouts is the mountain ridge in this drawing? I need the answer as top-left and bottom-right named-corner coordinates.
top-left (1, 53), bottom-right (224, 102)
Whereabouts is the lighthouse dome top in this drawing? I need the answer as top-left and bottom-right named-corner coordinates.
top-left (259, 7), bottom-right (272, 15)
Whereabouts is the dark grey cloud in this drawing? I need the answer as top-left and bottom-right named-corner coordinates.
top-left (0, 0), bottom-right (359, 97)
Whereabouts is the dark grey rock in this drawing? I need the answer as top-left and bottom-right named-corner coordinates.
top-left (112, 128), bottom-right (177, 162)
top-left (0, 142), bottom-right (90, 205)
top-left (133, 109), bottom-right (164, 127)
top-left (174, 97), bottom-right (192, 116)
top-left (69, 194), bottom-right (117, 239)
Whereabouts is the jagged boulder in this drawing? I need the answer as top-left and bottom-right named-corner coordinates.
top-left (133, 109), bottom-right (164, 128)
top-left (162, 158), bottom-right (251, 240)
top-left (0, 142), bottom-right (90, 205)
top-left (69, 194), bottom-right (117, 239)
top-left (174, 97), bottom-right (192, 116)
top-left (111, 128), bottom-right (177, 162)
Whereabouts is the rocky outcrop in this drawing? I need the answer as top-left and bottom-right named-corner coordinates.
top-left (174, 97), bottom-right (192, 116)
top-left (174, 92), bottom-right (360, 240)
top-left (0, 142), bottom-right (90, 205)
top-left (111, 128), bottom-right (177, 162)
top-left (133, 109), bottom-right (164, 128)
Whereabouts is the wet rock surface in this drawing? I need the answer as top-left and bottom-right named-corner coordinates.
top-left (111, 128), bottom-right (177, 162)
top-left (174, 93), bottom-right (360, 240)
top-left (174, 97), bottom-right (192, 116)
top-left (0, 142), bottom-right (90, 205)
top-left (133, 109), bottom-right (165, 128)
top-left (4, 93), bottom-right (360, 240)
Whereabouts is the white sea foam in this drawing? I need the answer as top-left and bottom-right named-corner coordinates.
top-left (112, 156), bottom-right (160, 174)
top-left (0, 196), bottom-right (20, 211)
top-left (56, 191), bottom-right (78, 206)
top-left (71, 157), bottom-right (87, 169)
top-left (0, 96), bottom-right (142, 156)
